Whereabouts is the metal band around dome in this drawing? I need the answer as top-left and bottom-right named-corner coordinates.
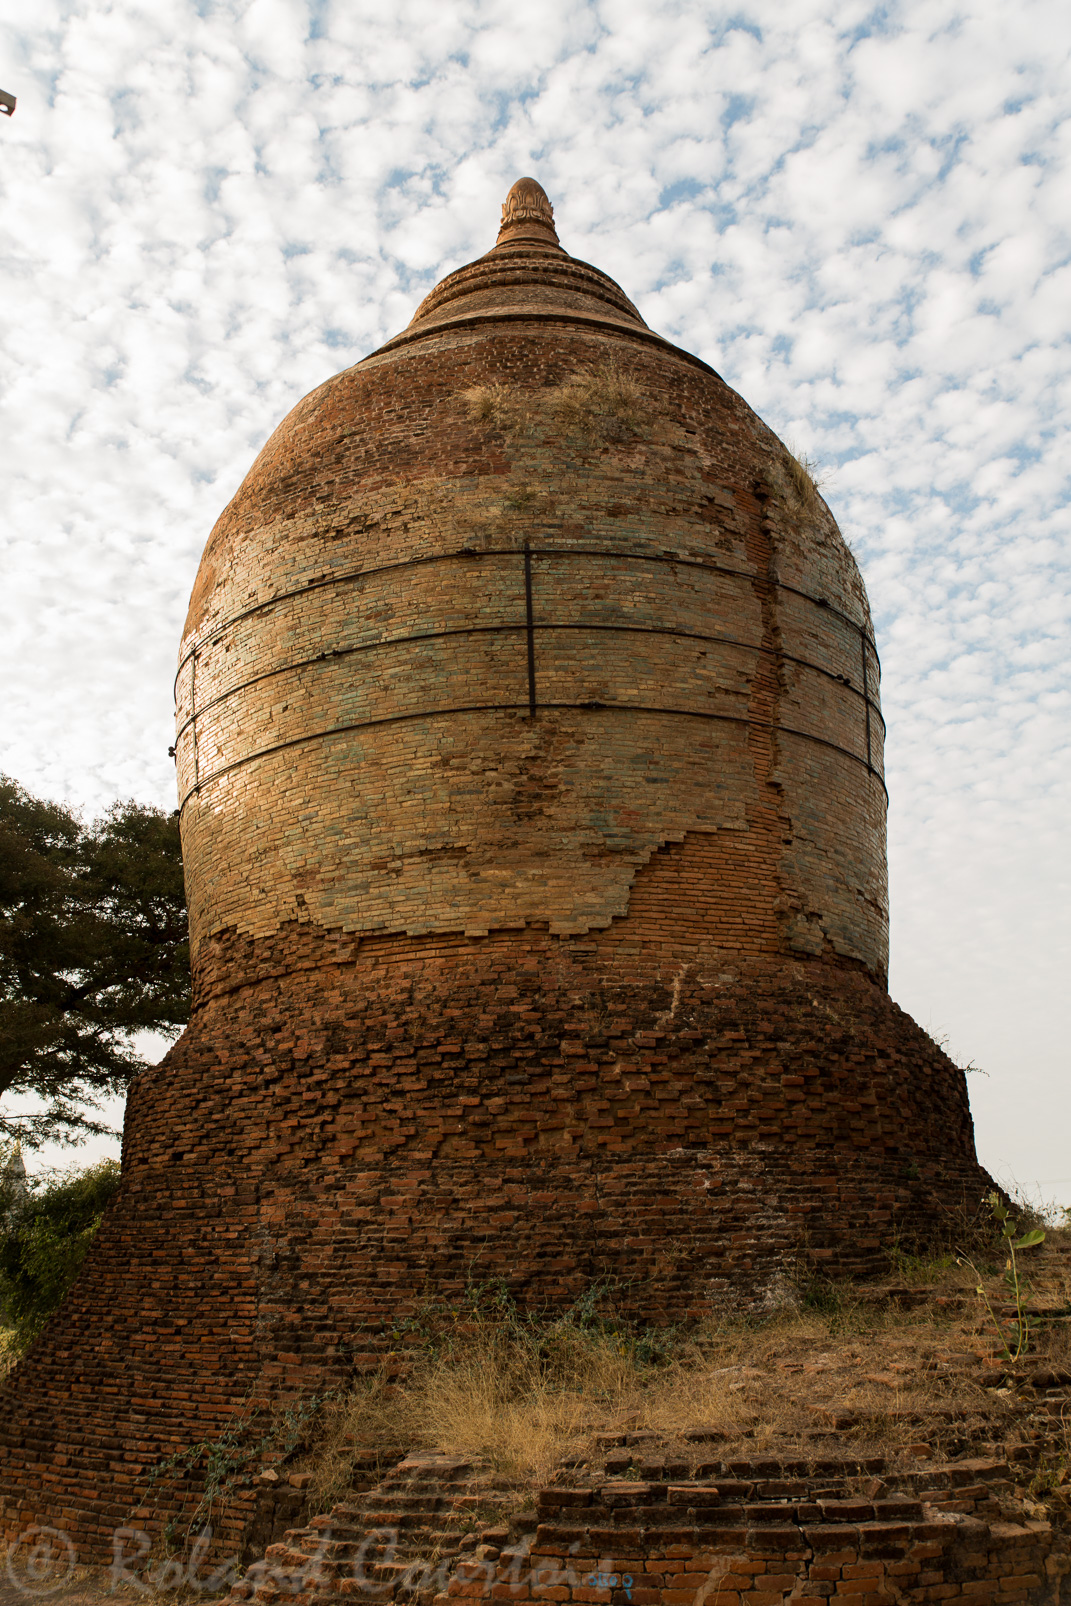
top-left (172, 622), bottom-right (886, 748)
top-left (175, 546), bottom-right (880, 687)
top-left (177, 703), bottom-right (888, 816)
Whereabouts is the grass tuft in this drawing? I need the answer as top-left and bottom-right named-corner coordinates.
top-left (462, 366), bottom-right (645, 444)
top-left (547, 366), bottom-right (644, 434)
top-left (770, 445), bottom-right (830, 520)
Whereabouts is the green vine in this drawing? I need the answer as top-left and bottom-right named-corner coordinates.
top-left (145, 1387), bottom-right (334, 1544)
top-left (958, 1191), bottom-right (1045, 1363)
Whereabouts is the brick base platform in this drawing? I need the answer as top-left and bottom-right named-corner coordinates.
top-left (0, 914), bottom-right (992, 1560)
top-left (227, 1447), bottom-right (1069, 1606)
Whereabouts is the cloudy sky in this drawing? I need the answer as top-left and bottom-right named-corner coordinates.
top-left (2, 0), bottom-right (1068, 1204)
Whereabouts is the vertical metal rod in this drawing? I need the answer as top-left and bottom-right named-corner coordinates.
top-left (861, 630), bottom-right (873, 775)
top-left (524, 543), bottom-right (537, 717)
top-left (191, 650), bottom-right (200, 785)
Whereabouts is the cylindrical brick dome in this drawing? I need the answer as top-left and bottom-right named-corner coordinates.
top-left (176, 178), bottom-right (888, 985)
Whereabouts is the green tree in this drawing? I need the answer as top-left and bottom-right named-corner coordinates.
top-left (0, 1150), bottom-right (122, 1354)
top-left (0, 777), bottom-right (190, 1148)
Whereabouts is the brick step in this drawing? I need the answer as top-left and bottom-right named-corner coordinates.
top-left (262, 1541), bottom-right (316, 1568)
top-left (280, 1531), bottom-right (469, 1568)
top-left (890, 1458), bottom-right (1010, 1494)
top-left (314, 1500), bottom-right (381, 1523)
top-left (370, 1486), bottom-right (475, 1506)
top-left (244, 1451), bottom-right (1003, 1606)
top-left (631, 1453), bottom-right (916, 1484)
top-left (540, 1484), bottom-right (907, 1518)
top-left (304, 1525), bottom-right (464, 1555)
top-left (351, 1495), bottom-right (465, 1521)
top-left (239, 1546), bottom-right (464, 1603)
top-left (602, 1456), bottom-right (692, 1478)
top-left (272, 1516), bottom-right (449, 1554)
top-left (391, 1459), bottom-right (480, 1482)
top-left (294, 1538), bottom-right (454, 1568)
top-left (295, 1596), bottom-right (395, 1606)
top-left (595, 1455), bottom-right (890, 1487)
top-left (535, 1459), bottom-right (1007, 1509)
top-left (379, 1475), bottom-right (491, 1488)
top-left (533, 1496), bottom-right (936, 1535)
top-left (721, 1455), bottom-right (889, 1478)
top-left (369, 1560), bottom-right (441, 1581)
top-left (362, 1493), bottom-right (452, 1512)
top-left (306, 1495), bottom-right (495, 1529)
top-left (301, 1594), bottom-right (409, 1606)
top-left (746, 1478), bottom-right (847, 1498)
top-left (533, 1508), bottom-right (979, 1543)
top-left (381, 1470), bottom-right (493, 1485)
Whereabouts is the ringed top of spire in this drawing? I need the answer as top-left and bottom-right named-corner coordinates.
top-left (495, 176), bottom-right (560, 248)
top-left (388, 173), bottom-right (676, 350)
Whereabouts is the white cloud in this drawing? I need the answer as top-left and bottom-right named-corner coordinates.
top-left (0, 0), bottom-right (1068, 1201)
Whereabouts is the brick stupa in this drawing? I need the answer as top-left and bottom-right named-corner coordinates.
top-left (0, 179), bottom-right (993, 1558)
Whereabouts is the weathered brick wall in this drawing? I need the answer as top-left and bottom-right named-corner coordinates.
top-left (176, 243), bottom-right (887, 977)
top-left (0, 931), bottom-right (992, 1559)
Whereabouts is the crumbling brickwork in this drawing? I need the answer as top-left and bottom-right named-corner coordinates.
top-left (440, 1458), bottom-right (1064, 1606)
top-left (176, 258), bottom-right (886, 974)
top-left (0, 929), bottom-right (991, 1558)
top-left (221, 1448), bottom-right (1066, 1606)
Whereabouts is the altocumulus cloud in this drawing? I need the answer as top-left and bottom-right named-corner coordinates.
top-left (0, 0), bottom-right (1068, 1194)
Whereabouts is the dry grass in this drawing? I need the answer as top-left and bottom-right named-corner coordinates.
top-left (0, 1323), bottom-right (18, 1381)
top-left (304, 1322), bottom-right (665, 1504)
top-left (886, 1249), bottom-right (964, 1285)
top-left (290, 1232), bottom-right (1071, 1507)
top-left (462, 365), bottom-right (645, 444)
top-left (769, 446), bottom-right (830, 521)
top-left (549, 367), bottom-right (644, 434)
top-left (462, 381), bottom-right (533, 434)
top-left (297, 1295), bottom-right (1016, 1505)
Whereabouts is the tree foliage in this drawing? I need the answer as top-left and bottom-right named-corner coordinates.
top-left (0, 777), bottom-right (190, 1147)
top-left (0, 1149), bottom-right (122, 1355)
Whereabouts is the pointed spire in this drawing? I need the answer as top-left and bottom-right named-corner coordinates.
top-left (495, 177), bottom-right (561, 248)
top-left (2, 1140), bottom-right (28, 1210)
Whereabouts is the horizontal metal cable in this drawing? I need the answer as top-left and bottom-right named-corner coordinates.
top-left (175, 545), bottom-right (880, 691)
top-left (173, 620), bottom-right (887, 746)
top-left (177, 701), bottom-right (888, 815)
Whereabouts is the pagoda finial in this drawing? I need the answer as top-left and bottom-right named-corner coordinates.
top-left (496, 177), bottom-right (560, 246)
